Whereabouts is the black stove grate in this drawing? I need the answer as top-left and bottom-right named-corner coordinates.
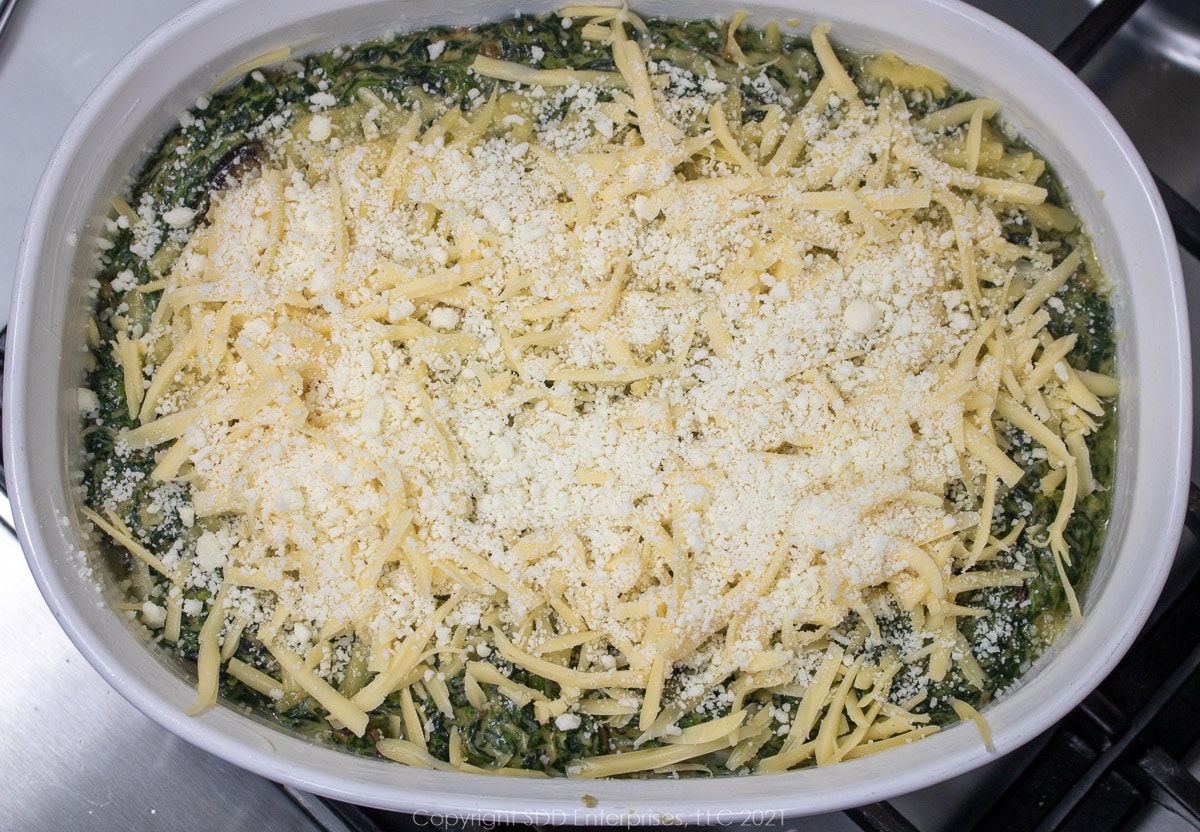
top-left (1053, 0), bottom-right (1200, 265)
top-left (292, 2), bottom-right (1200, 830)
top-left (1053, 0), bottom-right (1148, 72)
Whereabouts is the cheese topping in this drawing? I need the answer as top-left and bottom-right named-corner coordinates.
top-left (88, 4), bottom-right (1116, 774)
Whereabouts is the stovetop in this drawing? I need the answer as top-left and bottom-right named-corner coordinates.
top-left (1, 1), bottom-right (1198, 830)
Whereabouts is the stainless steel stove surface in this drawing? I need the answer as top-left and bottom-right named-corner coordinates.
top-left (1, 1), bottom-right (1198, 830)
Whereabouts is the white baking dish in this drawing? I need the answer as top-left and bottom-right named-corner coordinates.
top-left (4, 0), bottom-right (1190, 820)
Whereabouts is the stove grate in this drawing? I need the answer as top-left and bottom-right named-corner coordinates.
top-left (1053, 0), bottom-right (1148, 72)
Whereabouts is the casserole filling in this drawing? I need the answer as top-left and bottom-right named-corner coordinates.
top-left (80, 5), bottom-right (1117, 776)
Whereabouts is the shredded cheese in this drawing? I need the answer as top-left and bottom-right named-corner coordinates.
top-left (87, 7), bottom-right (1114, 777)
